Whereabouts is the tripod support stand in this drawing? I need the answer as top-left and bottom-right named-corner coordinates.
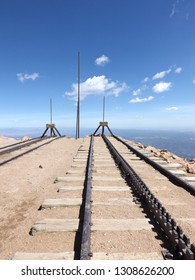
top-left (41, 124), bottom-right (61, 138)
top-left (93, 121), bottom-right (113, 136)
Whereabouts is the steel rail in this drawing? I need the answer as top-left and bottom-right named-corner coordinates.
top-left (0, 137), bottom-right (48, 156)
top-left (102, 134), bottom-right (195, 260)
top-left (0, 136), bottom-right (44, 151)
top-left (113, 135), bottom-right (195, 196)
top-left (80, 135), bottom-right (94, 260)
top-left (0, 137), bottom-right (61, 167)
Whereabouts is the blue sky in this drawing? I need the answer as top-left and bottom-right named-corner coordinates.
top-left (1, 0), bottom-right (195, 133)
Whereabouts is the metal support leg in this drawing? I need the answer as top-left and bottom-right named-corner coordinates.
top-left (41, 128), bottom-right (49, 138)
top-left (93, 125), bottom-right (101, 136)
top-left (54, 127), bottom-right (62, 137)
top-left (102, 125), bottom-right (105, 135)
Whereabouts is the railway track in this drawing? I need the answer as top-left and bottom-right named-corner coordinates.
top-left (12, 135), bottom-right (195, 260)
top-left (0, 136), bottom-right (60, 166)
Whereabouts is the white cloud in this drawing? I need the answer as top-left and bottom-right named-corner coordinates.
top-left (152, 82), bottom-right (172, 93)
top-left (65, 75), bottom-right (128, 101)
top-left (192, 79), bottom-right (195, 84)
top-left (170, 2), bottom-right (177, 18)
top-left (132, 88), bottom-right (141, 96)
top-left (152, 68), bottom-right (171, 80)
top-left (95, 54), bottom-right (110, 66)
top-left (142, 77), bottom-right (149, 83)
top-left (166, 106), bottom-right (179, 111)
top-left (170, 0), bottom-right (190, 21)
top-left (175, 67), bottom-right (182, 74)
top-left (16, 72), bottom-right (39, 82)
top-left (129, 96), bottom-right (154, 103)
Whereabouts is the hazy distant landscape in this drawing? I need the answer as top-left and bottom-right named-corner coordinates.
top-left (1, 127), bottom-right (195, 160)
top-left (113, 129), bottom-right (195, 160)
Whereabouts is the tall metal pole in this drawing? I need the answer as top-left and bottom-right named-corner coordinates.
top-left (103, 95), bottom-right (105, 122)
top-left (78, 51), bottom-right (80, 138)
top-left (76, 52), bottom-right (80, 139)
top-left (50, 98), bottom-right (53, 137)
top-left (50, 97), bottom-right (52, 124)
top-left (102, 96), bottom-right (106, 135)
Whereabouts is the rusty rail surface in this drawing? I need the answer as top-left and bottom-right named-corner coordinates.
top-left (113, 135), bottom-right (195, 196)
top-left (79, 135), bottom-right (94, 260)
top-left (0, 137), bottom-right (48, 155)
top-left (0, 137), bottom-right (61, 166)
top-left (102, 134), bottom-right (195, 260)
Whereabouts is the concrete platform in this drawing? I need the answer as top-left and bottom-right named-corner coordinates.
top-left (148, 156), bottom-right (160, 160)
top-left (93, 159), bottom-right (113, 162)
top-left (58, 186), bottom-right (83, 192)
top-left (125, 155), bottom-right (140, 160)
top-left (154, 160), bottom-right (168, 165)
top-left (92, 198), bottom-right (134, 205)
top-left (71, 163), bottom-right (87, 167)
top-left (30, 219), bottom-right (79, 235)
top-left (169, 170), bottom-right (187, 176)
top-left (183, 176), bottom-right (195, 182)
top-left (92, 170), bottom-right (120, 175)
top-left (94, 156), bottom-right (109, 159)
top-left (136, 151), bottom-right (151, 156)
top-left (66, 170), bottom-right (85, 174)
top-left (93, 163), bottom-right (116, 167)
top-left (93, 165), bottom-right (117, 169)
top-left (73, 159), bottom-right (87, 162)
top-left (41, 197), bottom-right (133, 208)
top-left (54, 176), bottom-right (85, 183)
top-left (163, 163), bottom-right (182, 169)
top-left (12, 252), bottom-right (74, 260)
top-left (31, 218), bottom-right (151, 235)
top-left (41, 198), bottom-right (82, 209)
top-left (91, 218), bottom-right (152, 231)
top-left (183, 177), bottom-right (195, 187)
top-left (187, 182), bottom-right (195, 187)
top-left (120, 152), bottom-right (134, 155)
top-left (92, 176), bottom-right (124, 181)
top-left (92, 186), bottom-right (129, 191)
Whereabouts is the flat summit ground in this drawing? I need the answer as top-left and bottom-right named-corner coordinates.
top-left (0, 136), bottom-right (83, 259)
top-left (0, 135), bottom-right (194, 259)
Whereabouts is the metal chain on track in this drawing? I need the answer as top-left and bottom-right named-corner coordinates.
top-left (102, 134), bottom-right (195, 260)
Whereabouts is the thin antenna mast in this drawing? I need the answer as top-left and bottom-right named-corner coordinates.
top-left (76, 51), bottom-right (80, 139)
top-left (50, 97), bottom-right (53, 124)
top-left (103, 95), bottom-right (105, 122)
top-left (93, 95), bottom-right (113, 136)
top-left (41, 97), bottom-right (61, 138)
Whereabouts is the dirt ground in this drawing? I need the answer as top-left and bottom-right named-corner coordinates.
top-left (0, 135), bottom-right (194, 260)
top-left (0, 136), bottom-right (83, 259)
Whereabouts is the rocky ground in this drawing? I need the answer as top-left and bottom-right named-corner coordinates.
top-left (135, 141), bottom-right (195, 175)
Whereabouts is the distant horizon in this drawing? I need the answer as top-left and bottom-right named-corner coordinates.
top-left (1, 126), bottom-right (195, 139)
top-left (1, 126), bottom-right (195, 160)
